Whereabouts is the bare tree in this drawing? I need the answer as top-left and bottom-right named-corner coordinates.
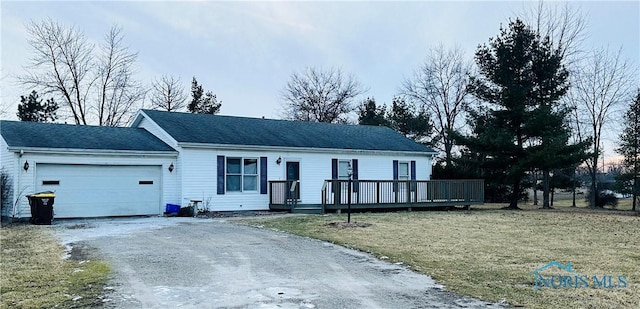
top-left (0, 101), bottom-right (9, 118)
top-left (520, 1), bottom-right (587, 64)
top-left (20, 19), bottom-right (144, 126)
top-left (571, 47), bottom-right (636, 207)
top-left (281, 67), bottom-right (364, 123)
top-left (149, 75), bottom-right (187, 112)
top-left (96, 26), bottom-right (146, 126)
top-left (402, 44), bottom-right (472, 167)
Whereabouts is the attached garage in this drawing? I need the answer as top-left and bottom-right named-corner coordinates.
top-left (36, 164), bottom-right (162, 218)
top-left (1, 120), bottom-right (178, 219)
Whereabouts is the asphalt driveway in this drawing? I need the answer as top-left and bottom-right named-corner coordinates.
top-left (53, 217), bottom-right (502, 308)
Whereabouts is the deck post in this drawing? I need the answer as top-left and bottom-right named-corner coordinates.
top-left (394, 181), bottom-right (398, 203)
top-left (406, 180), bottom-right (411, 204)
top-left (376, 182), bottom-right (380, 204)
top-left (347, 162), bottom-right (353, 223)
top-left (333, 180), bottom-right (340, 206)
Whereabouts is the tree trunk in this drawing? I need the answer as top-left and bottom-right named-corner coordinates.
top-left (571, 168), bottom-right (577, 207)
top-left (445, 142), bottom-right (453, 169)
top-left (507, 180), bottom-right (521, 209)
top-left (542, 169), bottom-right (550, 209)
top-left (533, 170), bottom-right (538, 205)
top-left (589, 169), bottom-right (598, 208)
top-left (633, 176), bottom-right (638, 211)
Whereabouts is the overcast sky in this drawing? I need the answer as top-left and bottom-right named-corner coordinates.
top-left (1, 0), bottom-right (638, 127)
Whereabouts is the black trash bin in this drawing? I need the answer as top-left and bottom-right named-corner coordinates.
top-left (27, 191), bottom-right (55, 225)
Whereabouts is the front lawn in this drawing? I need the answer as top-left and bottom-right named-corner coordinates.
top-left (245, 207), bottom-right (639, 308)
top-left (0, 224), bottom-right (110, 309)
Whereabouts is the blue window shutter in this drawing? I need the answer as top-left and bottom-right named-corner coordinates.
top-left (410, 160), bottom-right (417, 192)
top-left (393, 160), bottom-right (399, 180)
top-left (410, 161), bottom-right (416, 180)
top-left (331, 159), bottom-right (338, 179)
top-left (217, 156), bottom-right (225, 195)
top-left (392, 160), bottom-right (399, 192)
top-left (260, 157), bottom-right (268, 195)
top-left (352, 159), bottom-right (359, 193)
top-left (331, 158), bottom-right (338, 193)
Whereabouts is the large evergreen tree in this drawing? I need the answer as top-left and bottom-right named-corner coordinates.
top-left (616, 89), bottom-right (640, 211)
top-left (357, 98), bottom-right (388, 126)
top-left (188, 77), bottom-right (222, 114)
top-left (456, 19), bottom-right (587, 209)
top-left (458, 20), bottom-right (539, 208)
top-left (17, 90), bottom-right (59, 122)
top-left (387, 97), bottom-right (433, 145)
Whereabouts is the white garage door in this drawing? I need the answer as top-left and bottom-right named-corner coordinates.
top-left (36, 164), bottom-right (161, 218)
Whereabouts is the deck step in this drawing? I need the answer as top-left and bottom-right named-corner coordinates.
top-left (291, 207), bottom-right (324, 214)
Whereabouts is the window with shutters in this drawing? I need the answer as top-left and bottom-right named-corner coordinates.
top-left (226, 157), bottom-right (258, 192)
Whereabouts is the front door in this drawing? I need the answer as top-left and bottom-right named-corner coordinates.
top-left (286, 161), bottom-right (300, 200)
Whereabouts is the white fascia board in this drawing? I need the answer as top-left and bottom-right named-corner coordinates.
top-left (129, 110), bottom-right (181, 147)
top-left (129, 110), bottom-right (145, 127)
top-left (7, 147), bottom-right (178, 157)
top-left (177, 142), bottom-right (437, 157)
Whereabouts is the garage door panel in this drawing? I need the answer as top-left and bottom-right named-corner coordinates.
top-left (36, 164), bottom-right (161, 218)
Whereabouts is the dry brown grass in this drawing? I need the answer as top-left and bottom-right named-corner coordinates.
top-left (0, 224), bottom-right (109, 309)
top-left (246, 207), bottom-right (640, 308)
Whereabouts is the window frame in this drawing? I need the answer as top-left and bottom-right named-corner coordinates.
top-left (337, 159), bottom-right (352, 180)
top-left (225, 157), bottom-right (260, 193)
top-left (398, 161), bottom-right (410, 180)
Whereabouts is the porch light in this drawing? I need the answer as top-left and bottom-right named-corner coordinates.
top-left (347, 162), bottom-right (353, 177)
top-left (23, 161), bottom-right (29, 171)
top-left (276, 157), bottom-right (282, 165)
top-left (168, 162), bottom-right (174, 173)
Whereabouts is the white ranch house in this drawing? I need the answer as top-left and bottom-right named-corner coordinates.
top-left (1, 110), bottom-right (483, 219)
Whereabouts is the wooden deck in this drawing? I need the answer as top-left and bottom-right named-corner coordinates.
top-left (269, 179), bottom-right (484, 213)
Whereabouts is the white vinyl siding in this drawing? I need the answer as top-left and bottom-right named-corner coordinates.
top-left (180, 147), bottom-right (432, 210)
top-left (0, 137), bottom-right (16, 217)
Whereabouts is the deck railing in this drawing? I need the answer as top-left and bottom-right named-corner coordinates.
top-left (269, 179), bottom-right (484, 210)
top-left (321, 179), bottom-right (484, 207)
top-left (269, 180), bottom-right (300, 206)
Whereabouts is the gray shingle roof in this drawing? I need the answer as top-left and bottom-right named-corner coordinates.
top-left (141, 110), bottom-right (435, 153)
top-left (0, 120), bottom-right (175, 152)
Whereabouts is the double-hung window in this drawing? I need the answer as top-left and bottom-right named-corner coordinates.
top-left (337, 160), bottom-right (352, 180)
top-left (398, 161), bottom-right (410, 180)
top-left (226, 157), bottom-right (258, 192)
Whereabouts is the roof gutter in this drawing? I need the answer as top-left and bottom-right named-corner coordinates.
top-left (177, 142), bottom-right (437, 157)
top-left (8, 147), bottom-right (178, 157)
